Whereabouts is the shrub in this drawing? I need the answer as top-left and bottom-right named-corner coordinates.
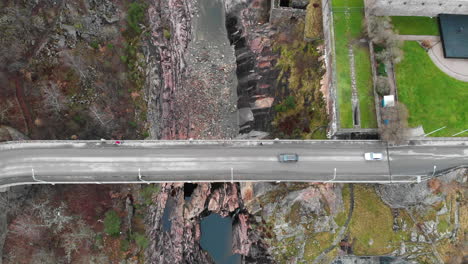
top-left (104, 210), bottom-right (121, 236)
top-left (120, 239), bottom-right (130, 252)
top-left (127, 2), bottom-right (146, 35)
top-left (133, 233), bottom-right (149, 250)
top-left (376, 76), bottom-right (390, 96)
top-left (274, 95), bottom-right (296, 113)
top-left (377, 62), bottom-right (387, 76)
top-left (90, 41), bottom-right (99, 50)
top-left (163, 28), bottom-right (171, 40)
top-left (128, 121), bottom-right (137, 128)
top-left (367, 16), bottom-right (404, 64)
top-left (141, 184), bottom-right (161, 205)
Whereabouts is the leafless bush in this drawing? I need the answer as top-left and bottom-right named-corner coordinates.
top-left (366, 16), bottom-right (393, 43)
top-left (366, 16), bottom-right (404, 64)
top-left (9, 214), bottom-right (43, 241)
top-left (376, 76), bottom-right (390, 96)
top-left (375, 39), bottom-right (404, 64)
top-left (0, 99), bottom-right (14, 123)
top-left (41, 82), bottom-right (67, 116)
top-left (31, 249), bottom-right (62, 264)
top-left (61, 220), bottom-right (94, 262)
top-left (89, 103), bottom-right (115, 129)
top-left (31, 201), bottom-right (73, 233)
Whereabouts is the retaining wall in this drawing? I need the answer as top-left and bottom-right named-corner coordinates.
top-left (367, 0), bottom-right (468, 16)
top-left (321, 0), bottom-right (339, 137)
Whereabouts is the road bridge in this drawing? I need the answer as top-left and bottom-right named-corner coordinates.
top-left (0, 139), bottom-right (466, 188)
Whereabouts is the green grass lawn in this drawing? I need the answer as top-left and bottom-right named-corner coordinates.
top-left (354, 46), bottom-right (377, 128)
top-left (332, 0), bottom-right (376, 128)
top-left (391, 16), bottom-right (439, 35)
top-left (332, 0), bottom-right (365, 7)
top-left (396, 41), bottom-right (468, 136)
top-left (349, 186), bottom-right (408, 255)
top-left (333, 11), bottom-right (354, 128)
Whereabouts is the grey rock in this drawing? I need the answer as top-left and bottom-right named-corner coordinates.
top-left (437, 204), bottom-right (448, 215)
top-left (314, 215), bottom-right (338, 233)
top-left (2, 126), bottom-right (29, 141)
top-left (377, 182), bottom-right (441, 208)
top-left (418, 234), bottom-right (425, 243)
top-left (252, 182), bottom-right (276, 198)
top-left (238, 107), bottom-right (254, 126)
top-left (62, 24), bottom-right (77, 38)
top-left (410, 231), bottom-right (417, 242)
top-left (236, 130), bottom-right (269, 139)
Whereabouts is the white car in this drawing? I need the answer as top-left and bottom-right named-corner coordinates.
top-left (364, 152), bottom-right (383, 161)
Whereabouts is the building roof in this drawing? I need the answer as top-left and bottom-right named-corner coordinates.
top-left (439, 14), bottom-right (468, 59)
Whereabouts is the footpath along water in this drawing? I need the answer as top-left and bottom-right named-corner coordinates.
top-left (200, 213), bottom-right (241, 264)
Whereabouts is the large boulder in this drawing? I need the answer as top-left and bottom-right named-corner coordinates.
top-left (238, 107), bottom-right (254, 126)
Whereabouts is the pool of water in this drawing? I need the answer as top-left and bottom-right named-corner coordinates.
top-left (200, 214), bottom-right (241, 264)
top-left (194, 0), bottom-right (227, 42)
top-left (162, 197), bottom-right (173, 231)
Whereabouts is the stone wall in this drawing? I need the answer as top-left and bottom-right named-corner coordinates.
top-left (269, 0), bottom-right (307, 24)
top-left (367, 0), bottom-right (468, 17)
top-left (321, 0), bottom-right (338, 137)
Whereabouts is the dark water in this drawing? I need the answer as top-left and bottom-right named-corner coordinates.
top-left (162, 197), bottom-right (173, 231)
top-left (200, 214), bottom-right (241, 264)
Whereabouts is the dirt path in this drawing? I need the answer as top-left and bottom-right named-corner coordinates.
top-left (313, 184), bottom-right (355, 263)
top-left (396, 35), bottom-right (440, 41)
top-left (405, 209), bottom-right (444, 264)
top-left (12, 75), bottom-right (33, 136)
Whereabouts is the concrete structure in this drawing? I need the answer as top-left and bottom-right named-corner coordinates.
top-left (0, 139), bottom-right (466, 188)
top-left (367, 0), bottom-right (468, 17)
top-left (270, 0), bottom-right (307, 24)
top-left (321, 0), bottom-right (339, 136)
top-left (428, 41), bottom-right (468, 82)
top-left (383, 95), bottom-right (395, 107)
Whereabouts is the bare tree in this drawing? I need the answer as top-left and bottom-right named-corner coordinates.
top-left (31, 201), bottom-right (73, 233)
top-left (380, 102), bottom-right (409, 144)
top-left (366, 16), bottom-right (404, 64)
top-left (89, 103), bottom-right (114, 129)
top-left (90, 254), bottom-right (110, 263)
top-left (31, 249), bottom-right (61, 264)
top-left (42, 82), bottom-right (67, 116)
top-left (9, 214), bottom-right (43, 241)
top-left (375, 39), bottom-right (404, 64)
top-left (61, 220), bottom-right (94, 262)
top-left (0, 99), bottom-right (14, 123)
top-left (366, 16), bottom-right (394, 43)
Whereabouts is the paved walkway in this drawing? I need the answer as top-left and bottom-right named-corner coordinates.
top-left (396, 35), bottom-right (440, 41)
top-left (397, 35), bottom-right (468, 82)
top-left (428, 42), bottom-right (468, 82)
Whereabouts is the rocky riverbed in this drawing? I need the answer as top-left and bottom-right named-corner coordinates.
top-left (145, 0), bottom-right (238, 140)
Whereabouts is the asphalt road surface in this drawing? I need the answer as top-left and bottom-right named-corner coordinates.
top-left (0, 140), bottom-right (466, 187)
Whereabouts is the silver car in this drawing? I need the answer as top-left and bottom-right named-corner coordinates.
top-left (278, 153), bottom-right (299, 163)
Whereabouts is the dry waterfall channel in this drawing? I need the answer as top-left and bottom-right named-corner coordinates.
top-left (144, 0), bottom-right (245, 263)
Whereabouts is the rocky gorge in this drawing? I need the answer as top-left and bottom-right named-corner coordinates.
top-left (143, 0), bottom-right (279, 261)
top-left (0, 0), bottom-right (466, 263)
